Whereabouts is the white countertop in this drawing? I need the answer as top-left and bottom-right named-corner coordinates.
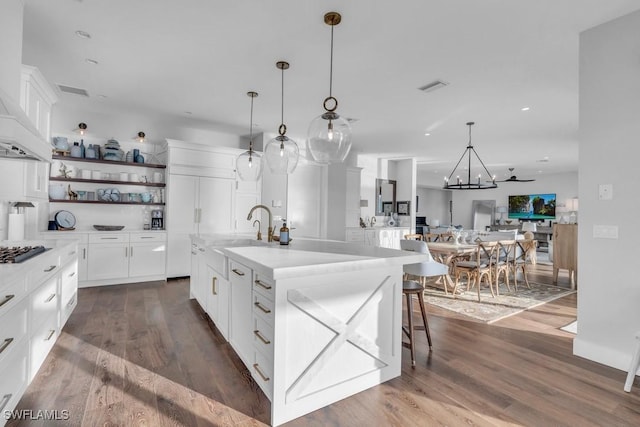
top-left (0, 239), bottom-right (76, 286)
top-left (192, 233), bottom-right (427, 280)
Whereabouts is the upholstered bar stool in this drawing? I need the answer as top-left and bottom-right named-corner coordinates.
top-left (402, 279), bottom-right (433, 367)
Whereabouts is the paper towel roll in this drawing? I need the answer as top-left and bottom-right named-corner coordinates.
top-left (8, 213), bottom-right (25, 241)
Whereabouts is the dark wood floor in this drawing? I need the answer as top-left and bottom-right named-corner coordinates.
top-left (9, 263), bottom-right (640, 426)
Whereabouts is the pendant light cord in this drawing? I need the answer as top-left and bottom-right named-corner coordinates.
top-left (281, 67), bottom-right (284, 126)
top-left (249, 95), bottom-right (254, 152)
top-left (329, 23), bottom-right (334, 98)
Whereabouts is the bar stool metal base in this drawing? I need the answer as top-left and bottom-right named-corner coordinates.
top-left (402, 279), bottom-right (432, 367)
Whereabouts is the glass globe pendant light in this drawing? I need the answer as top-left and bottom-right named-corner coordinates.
top-left (236, 91), bottom-right (263, 181)
top-left (264, 61), bottom-right (299, 175)
top-left (307, 12), bottom-right (352, 164)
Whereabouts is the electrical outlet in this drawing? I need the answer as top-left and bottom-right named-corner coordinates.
top-left (599, 184), bottom-right (613, 200)
top-left (593, 225), bottom-right (618, 239)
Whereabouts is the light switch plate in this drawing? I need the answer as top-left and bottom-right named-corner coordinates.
top-left (593, 225), bottom-right (618, 239)
top-left (599, 184), bottom-right (613, 200)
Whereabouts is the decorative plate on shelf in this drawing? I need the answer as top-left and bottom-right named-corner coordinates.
top-left (55, 210), bottom-right (76, 229)
top-left (93, 225), bottom-right (125, 231)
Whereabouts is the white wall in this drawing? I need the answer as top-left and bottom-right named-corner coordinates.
top-left (574, 10), bottom-right (640, 372)
top-left (416, 187), bottom-right (451, 227)
top-left (450, 172), bottom-right (578, 229)
top-left (390, 159), bottom-right (416, 229)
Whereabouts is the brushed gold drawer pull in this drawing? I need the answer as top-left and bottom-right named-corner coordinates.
top-left (101, 237), bottom-right (118, 240)
top-left (45, 293), bottom-right (56, 303)
top-left (45, 330), bottom-right (56, 341)
top-left (232, 268), bottom-right (245, 276)
top-left (212, 277), bottom-right (217, 295)
top-left (0, 393), bottom-right (12, 413)
top-left (68, 271), bottom-right (76, 278)
top-left (253, 330), bottom-right (271, 345)
top-left (44, 265), bottom-right (56, 272)
top-left (141, 236), bottom-right (154, 239)
top-left (254, 279), bottom-right (272, 290)
top-left (0, 294), bottom-right (15, 308)
top-left (254, 301), bottom-right (271, 314)
top-left (253, 363), bottom-right (270, 382)
top-left (68, 250), bottom-right (76, 256)
top-left (0, 338), bottom-right (14, 354)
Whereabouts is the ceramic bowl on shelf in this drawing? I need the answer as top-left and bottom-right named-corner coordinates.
top-left (93, 225), bottom-right (125, 231)
top-left (49, 183), bottom-right (66, 200)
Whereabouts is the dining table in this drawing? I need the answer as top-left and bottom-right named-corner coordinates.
top-left (426, 241), bottom-right (478, 294)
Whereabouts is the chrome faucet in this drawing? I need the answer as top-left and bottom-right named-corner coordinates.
top-left (247, 205), bottom-right (273, 242)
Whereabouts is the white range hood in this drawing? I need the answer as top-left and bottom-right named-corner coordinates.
top-left (0, 87), bottom-right (50, 161)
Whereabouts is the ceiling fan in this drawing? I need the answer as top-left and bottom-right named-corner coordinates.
top-left (496, 168), bottom-right (536, 182)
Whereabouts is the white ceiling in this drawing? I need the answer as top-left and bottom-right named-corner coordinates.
top-left (22, 0), bottom-right (640, 186)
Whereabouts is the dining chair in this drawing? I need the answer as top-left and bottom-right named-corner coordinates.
top-left (495, 240), bottom-right (517, 295)
top-left (399, 240), bottom-right (450, 293)
top-left (404, 233), bottom-right (424, 241)
top-left (511, 239), bottom-right (537, 290)
top-left (424, 233), bottom-right (439, 242)
top-left (453, 241), bottom-right (499, 301)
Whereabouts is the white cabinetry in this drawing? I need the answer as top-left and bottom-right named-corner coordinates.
top-left (87, 234), bottom-right (129, 281)
top-left (166, 139), bottom-right (258, 277)
top-left (20, 65), bottom-right (58, 142)
top-left (0, 159), bottom-right (49, 202)
top-left (327, 165), bottom-right (362, 240)
top-left (345, 227), bottom-right (409, 249)
top-left (41, 231), bottom-right (166, 287)
top-left (206, 264), bottom-right (230, 339)
top-left (0, 241), bottom-right (77, 422)
top-left (129, 233), bottom-right (167, 278)
top-left (229, 259), bottom-right (253, 366)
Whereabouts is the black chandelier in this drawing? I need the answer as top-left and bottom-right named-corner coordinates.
top-left (443, 122), bottom-right (498, 190)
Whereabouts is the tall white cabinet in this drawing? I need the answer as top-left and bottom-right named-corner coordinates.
top-left (166, 139), bottom-right (260, 277)
top-left (326, 164), bottom-right (362, 241)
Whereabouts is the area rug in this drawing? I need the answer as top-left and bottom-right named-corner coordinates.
top-left (424, 282), bottom-right (575, 323)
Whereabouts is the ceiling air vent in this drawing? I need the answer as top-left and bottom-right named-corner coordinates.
top-left (57, 84), bottom-right (90, 97)
top-left (418, 80), bottom-right (449, 93)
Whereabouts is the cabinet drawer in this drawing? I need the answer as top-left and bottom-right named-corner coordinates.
top-left (229, 260), bottom-right (251, 286)
top-left (30, 276), bottom-right (58, 332)
top-left (89, 233), bottom-right (129, 244)
top-left (60, 244), bottom-right (80, 266)
top-left (0, 297), bottom-right (28, 365)
top-left (61, 291), bottom-right (77, 328)
top-left (26, 250), bottom-right (60, 292)
top-left (0, 278), bottom-right (27, 319)
top-left (252, 290), bottom-right (274, 326)
top-left (61, 265), bottom-right (78, 308)
top-left (130, 232), bottom-right (167, 243)
top-left (252, 350), bottom-right (273, 401)
top-left (0, 339), bottom-right (28, 417)
top-left (346, 229), bottom-right (364, 242)
top-left (29, 315), bottom-right (58, 380)
top-left (252, 315), bottom-right (274, 361)
top-left (253, 274), bottom-right (274, 300)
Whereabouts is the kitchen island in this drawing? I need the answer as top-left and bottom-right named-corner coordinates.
top-left (190, 234), bottom-right (427, 426)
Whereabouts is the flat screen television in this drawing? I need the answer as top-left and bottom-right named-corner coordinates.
top-left (508, 193), bottom-right (556, 220)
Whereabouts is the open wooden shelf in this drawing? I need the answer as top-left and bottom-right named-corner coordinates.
top-left (49, 176), bottom-right (165, 188)
top-left (49, 199), bottom-right (165, 206)
top-left (52, 155), bottom-right (166, 169)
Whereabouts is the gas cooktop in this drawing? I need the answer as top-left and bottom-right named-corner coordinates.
top-left (0, 245), bottom-right (47, 264)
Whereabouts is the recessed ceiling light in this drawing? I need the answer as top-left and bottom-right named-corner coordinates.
top-left (75, 30), bottom-right (91, 39)
top-left (424, 132), bottom-right (431, 136)
top-left (521, 106), bottom-right (530, 111)
top-left (85, 58), bottom-right (98, 65)
top-left (97, 94), bottom-right (107, 99)
top-left (184, 111), bottom-right (192, 115)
